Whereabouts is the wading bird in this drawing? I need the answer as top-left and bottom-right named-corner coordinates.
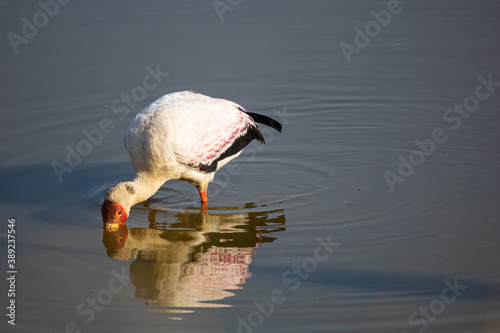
top-left (101, 91), bottom-right (282, 225)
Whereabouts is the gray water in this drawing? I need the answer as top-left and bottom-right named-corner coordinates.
top-left (1, 1), bottom-right (500, 332)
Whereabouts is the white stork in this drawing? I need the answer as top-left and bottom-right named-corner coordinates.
top-left (102, 91), bottom-right (282, 225)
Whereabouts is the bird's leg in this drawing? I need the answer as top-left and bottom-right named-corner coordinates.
top-left (196, 183), bottom-right (208, 203)
top-left (195, 183), bottom-right (208, 213)
top-left (199, 190), bottom-right (208, 203)
top-left (199, 188), bottom-right (208, 213)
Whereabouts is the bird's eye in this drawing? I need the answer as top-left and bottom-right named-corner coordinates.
top-left (117, 211), bottom-right (122, 217)
top-left (118, 237), bottom-right (124, 243)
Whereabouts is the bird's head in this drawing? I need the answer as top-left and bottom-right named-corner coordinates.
top-left (102, 182), bottom-right (136, 226)
top-left (101, 200), bottom-right (128, 226)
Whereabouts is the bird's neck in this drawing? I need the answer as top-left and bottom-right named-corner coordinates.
top-left (109, 173), bottom-right (168, 214)
top-left (129, 173), bottom-right (168, 206)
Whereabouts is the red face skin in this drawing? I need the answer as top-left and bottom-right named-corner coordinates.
top-left (101, 200), bottom-right (128, 226)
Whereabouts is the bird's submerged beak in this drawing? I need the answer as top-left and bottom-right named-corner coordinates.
top-left (101, 200), bottom-right (128, 228)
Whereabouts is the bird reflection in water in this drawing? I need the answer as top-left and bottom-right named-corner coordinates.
top-left (102, 205), bottom-right (285, 309)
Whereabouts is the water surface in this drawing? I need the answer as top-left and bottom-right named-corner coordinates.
top-left (1, 1), bottom-right (499, 332)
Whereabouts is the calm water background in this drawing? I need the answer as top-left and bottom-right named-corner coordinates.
top-left (1, 1), bottom-right (500, 332)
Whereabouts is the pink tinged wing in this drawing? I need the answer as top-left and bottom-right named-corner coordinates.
top-left (173, 99), bottom-right (258, 172)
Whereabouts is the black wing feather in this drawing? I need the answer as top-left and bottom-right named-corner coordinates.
top-left (198, 108), bottom-right (282, 173)
top-left (198, 125), bottom-right (263, 172)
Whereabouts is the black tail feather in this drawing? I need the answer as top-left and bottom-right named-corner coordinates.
top-left (246, 112), bottom-right (283, 133)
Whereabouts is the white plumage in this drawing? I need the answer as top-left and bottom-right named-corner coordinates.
top-left (127, 91), bottom-right (255, 174)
